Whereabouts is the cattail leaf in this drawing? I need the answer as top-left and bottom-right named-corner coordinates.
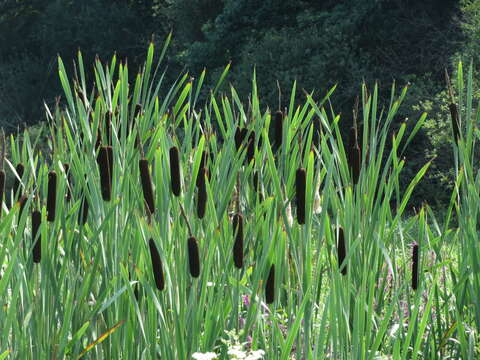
top-left (296, 168), bottom-right (306, 225)
top-left (232, 213), bottom-right (244, 269)
top-left (63, 163), bottom-right (72, 201)
top-left (32, 210), bottom-right (41, 263)
top-left (139, 159), bottom-right (155, 214)
top-left (47, 171), bottom-right (57, 222)
top-left (13, 163), bottom-right (24, 200)
top-left (148, 238), bottom-right (165, 291)
top-left (187, 236), bottom-right (200, 278)
top-left (78, 194), bottom-right (89, 226)
top-left (169, 146), bottom-right (181, 196)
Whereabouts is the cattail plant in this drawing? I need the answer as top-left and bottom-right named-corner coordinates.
top-left (271, 110), bottom-right (283, 151)
top-left (13, 163), bottom-right (24, 200)
top-left (412, 242), bottom-right (419, 290)
top-left (139, 158), bottom-right (155, 214)
top-left (197, 167), bottom-right (207, 219)
top-left (336, 226), bottom-right (347, 276)
top-left (296, 168), bottom-right (306, 225)
top-left (63, 163), bottom-right (71, 201)
top-left (169, 146), bottom-right (181, 197)
top-left (32, 210), bottom-right (41, 263)
top-left (232, 213), bottom-right (244, 269)
top-left (148, 238), bottom-right (165, 291)
top-left (46, 171), bottom-right (57, 222)
top-left (187, 236), bottom-right (200, 278)
top-left (97, 146), bottom-right (113, 201)
top-left (265, 264), bottom-right (275, 304)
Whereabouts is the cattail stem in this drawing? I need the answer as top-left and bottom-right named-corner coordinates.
top-left (47, 171), bottom-right (57, 222)
top-left (169, 146), bottom-right (181, 196)
top-left (149, 238), bottom-right (165, 291)
top-left (32, 210), bottom-right (41, 263)
top-left (296, 168), bottom-right (306, 225)
top-left (233, 213), bottom-right (244, 269)
top-left (197, 167), bottom-right (207, 219)
top-left (412, 243), bottom-right (419, 290)
top-left (265, 264), bottom-right (275, 304)
top-left (139, 159), bottom-right (155, 214)
top-left (187, 236), bottom-right (200, 278)
top-left (337, 226), bottom-right (347, 276)
top-left (97, 146), bottom-right (113, 201)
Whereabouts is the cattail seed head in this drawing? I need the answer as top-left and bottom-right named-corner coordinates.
top-left (296, 168), bottom-right (306, 225)
top-left (13, 163), bottom-right (24, 200)
top-left (148, 238), bottom-right (165, 291)
top-left (272, 110), bottom-right (283, 151)
top-left (449, 103), bottom-right (460, 144)
top-left (97, 146), bottom-right (113, 201)
top-left (197, 167), bottom-right (207, 219)
top-left (235, 127), bottom-right (248, 151)
top-left (336, 226), bottom-right (347, 276)
top-left (412, 243), bottom-right (419, 290)
top-left (347, 127), bottom-right (361, 185)
top-left (196, 151), bottom-right (208, 188)
top-left (169, 146), bottom-right (181, 196)
top-left (46, 171), bottom-right (57, 222)
top-left (139, 159), bottom-right (155, 214)
top-left (232, 213), bottom-right (244, 269)
top-left (265, 264), bottom-right (275, 304)
top-left (32, 210), bottom-right (41, 263)
top-left (105, 111), bottom-right (112, 145)
top-left (188, 236), bottom-right (200, 278)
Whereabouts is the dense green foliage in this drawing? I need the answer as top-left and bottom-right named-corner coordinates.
top-left (0, 0), bottom-right (479, 208)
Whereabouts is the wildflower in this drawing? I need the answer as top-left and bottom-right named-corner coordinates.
top-left (245, 350), bottom-right (265, 360)
top-left (242, 294), bottom-right (250, 307)
top-left (192, 352), bottom-right (218, 360)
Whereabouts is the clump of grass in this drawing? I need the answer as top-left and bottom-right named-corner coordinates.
top-left (232, 213), bottom-right (244, 269)
top-left (188, 236), bottom-right (200, 278)
top-left (296, 168), bottom-right (306, 225)
top-left (47, 171), bottom-right (57, 222)
top-left (169, 146), bottom-right (181, 197)
top-left (139, 159), bottom-right (155, 214)
top-left (32, 210), bottom-right (41, 263)
top-left (197, 167), bottom-right (207, 219)
top-left (336, 226), bottom-right (347, 276)
top-left (148, 238), bottom-right (165, 291)
top-left (412, 242), bottom-right (419, 290)
top-left (265, 264), bottom-right (275, 304)
top-left (97, 146), bottom-right (113, 201)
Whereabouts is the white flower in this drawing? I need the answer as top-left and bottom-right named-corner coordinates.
top-left (192, 352), bottom-right (218, 360)
top-left (245, 350), bottom-right (265, 360)
top-left (228, 345), bottom-right (246, 359)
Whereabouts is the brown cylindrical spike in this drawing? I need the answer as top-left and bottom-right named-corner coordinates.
top-left (139, 159), bottom-right (155, 214)
top-left (32, 210), bottom-right (41, 263)
top-left (265, 264), bottom-right (275, 304)
top-left (97, 146), bottom-right (113, 201)
top-left (296, 168), bottom-right (306, 225)
top-left (105, 111), bottom-right (112, 145)
top-left (197, 167), bottom-right (207, 219)
top-left (149, 238), bottom-right (165, 291)
top-left (232, 213), bottom-right (244, 269)
top-left (272, 110), bottom-right (283, 151)
top-left (13, 163), bottom-right (24, 200)
top-left (336, 226), bottom-right (347, 276)
top-left (449, 103), bottom-right (460, 144)
top-left (47, 171), bottom-right (57, 222)
top-left (188, 236), bottom-right (200, 278)
top-left (412, 243), bottom-right (419, 290)
top-left (169, 146), bottom-right (181, 197)
top-left (347, 126), bottom-right (361, 185)
top-left (196, 151), bottom-right (208, 188)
